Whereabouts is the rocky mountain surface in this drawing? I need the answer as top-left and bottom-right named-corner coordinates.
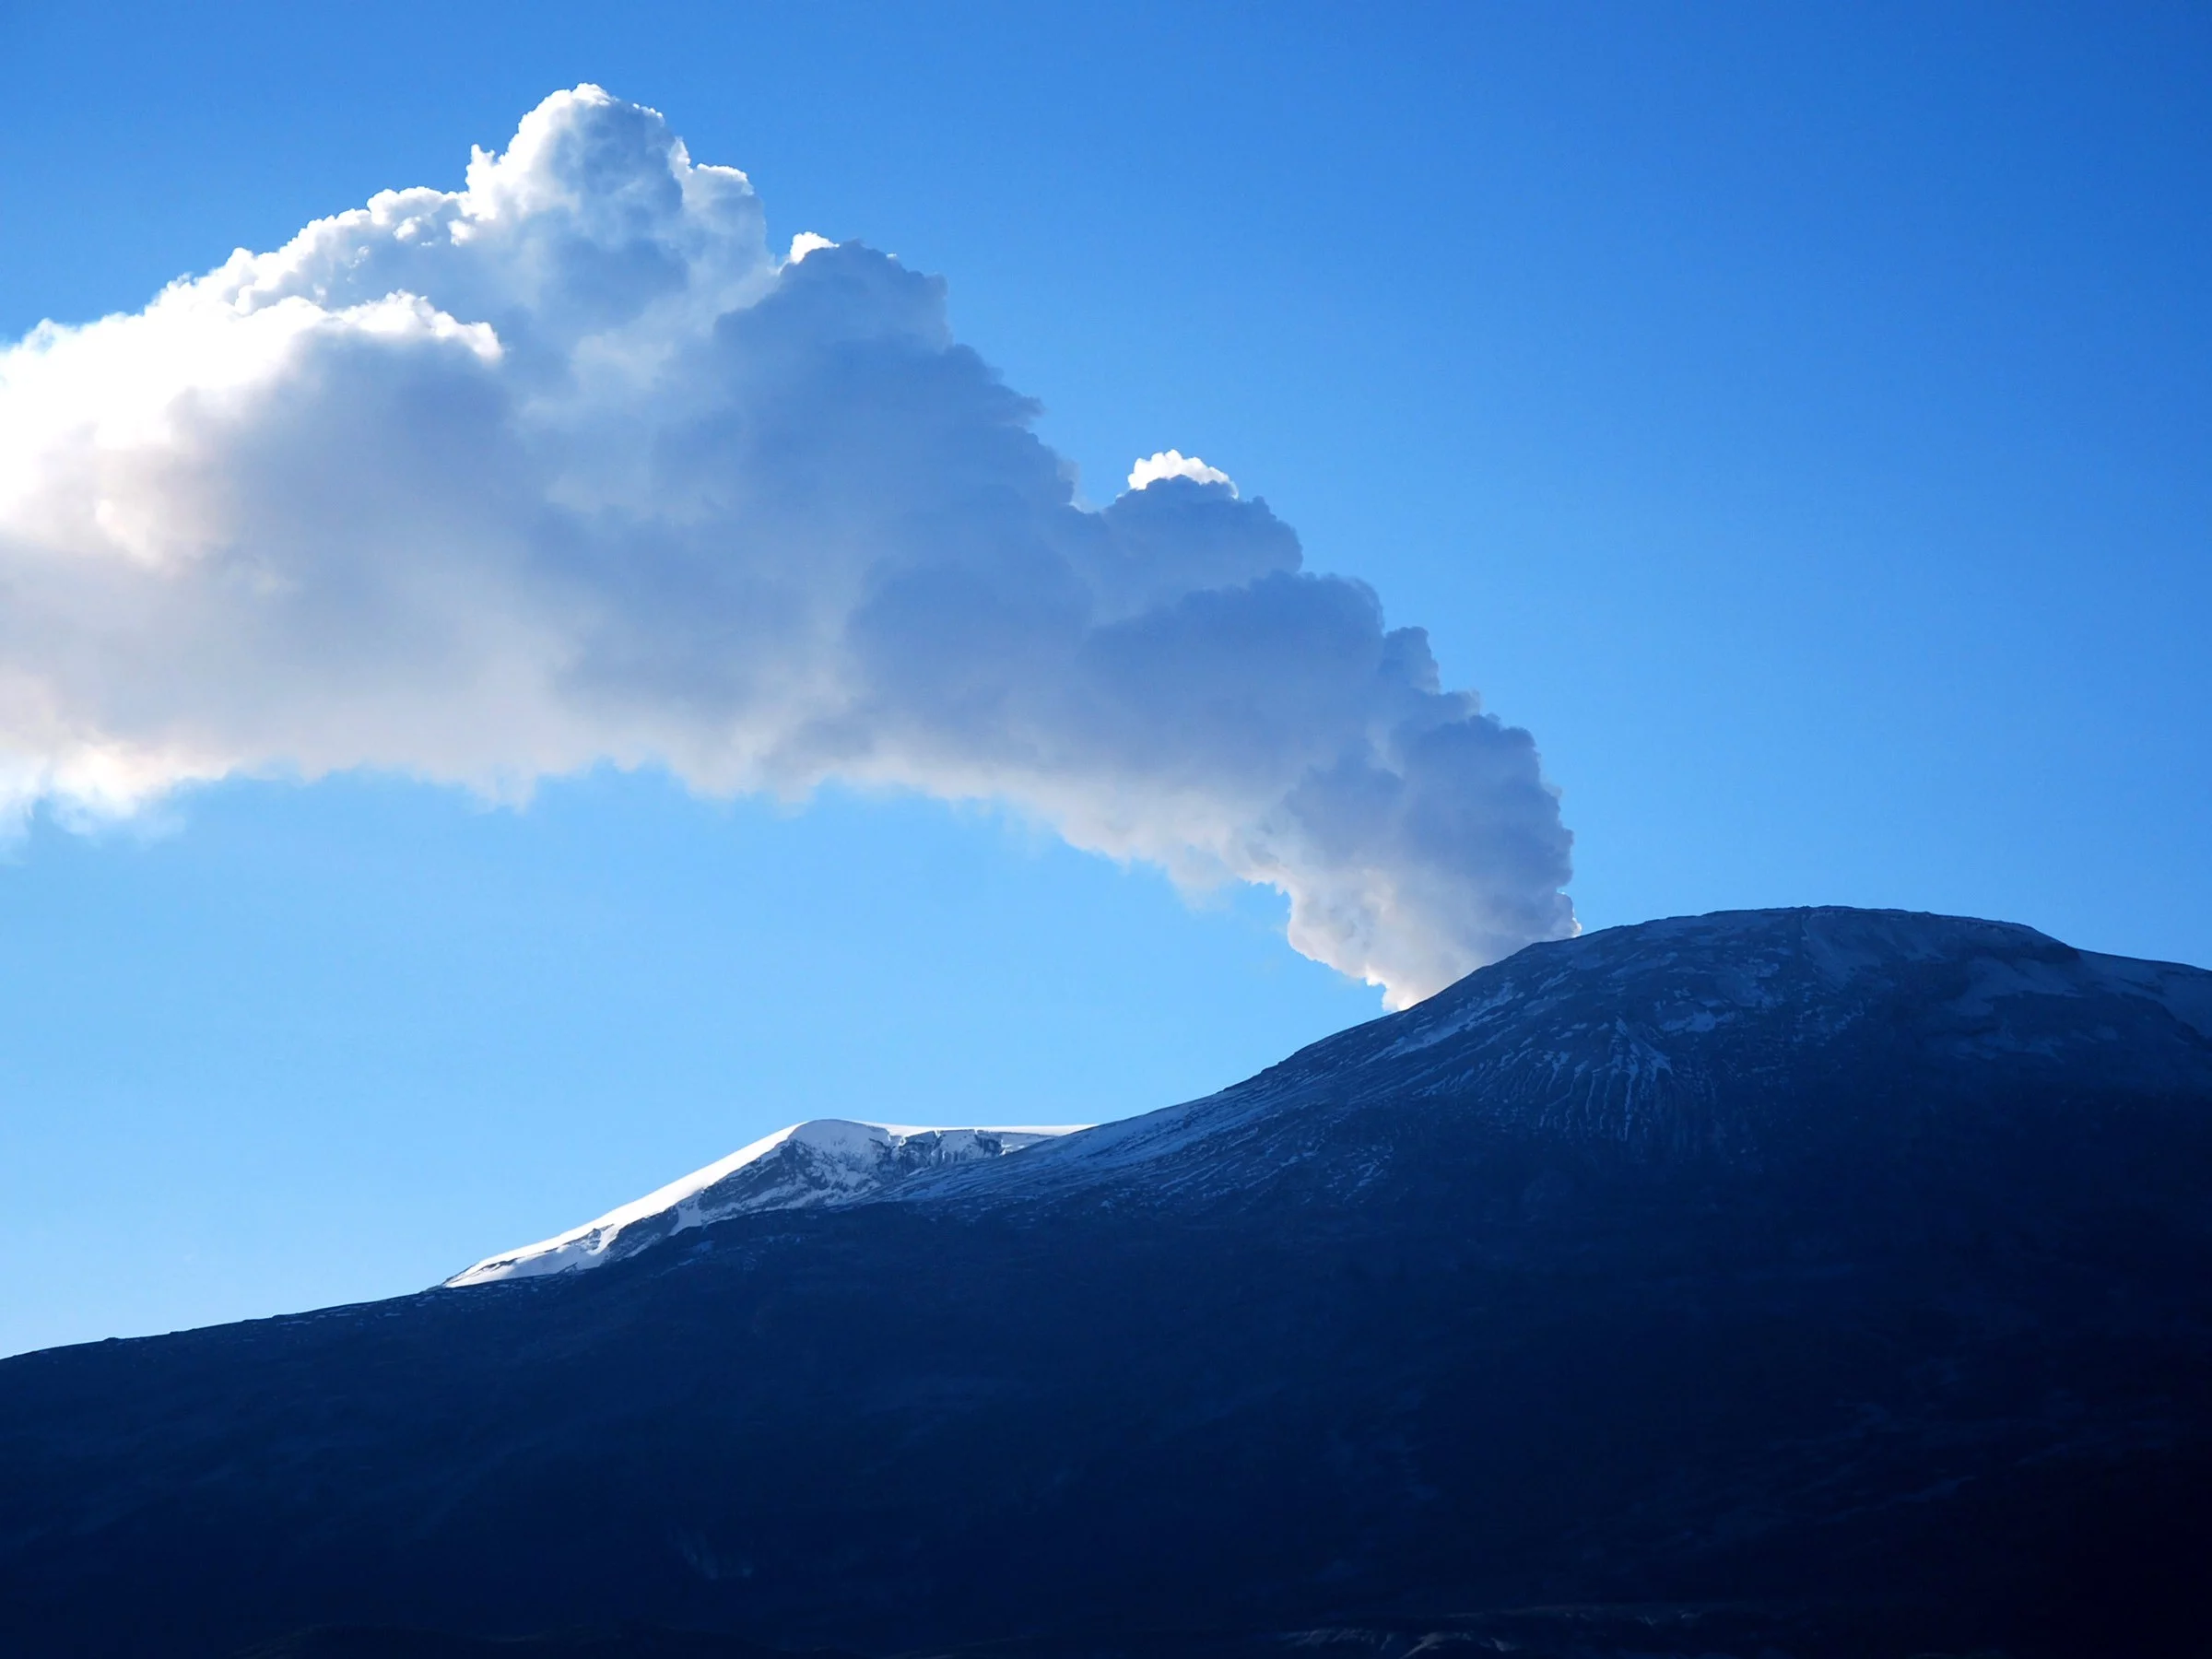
top-left (2, 907), bottom-right (2207, 1659)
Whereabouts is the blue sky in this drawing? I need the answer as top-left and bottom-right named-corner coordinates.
top-left (1, 2), bottom-right (2206, 1357)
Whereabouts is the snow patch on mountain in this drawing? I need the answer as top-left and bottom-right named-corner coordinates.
top-left (447, 1119), bottom-right (1085, 1287)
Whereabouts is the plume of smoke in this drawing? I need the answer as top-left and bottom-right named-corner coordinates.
top-left (0, 86), bottom-right (1573, 1006)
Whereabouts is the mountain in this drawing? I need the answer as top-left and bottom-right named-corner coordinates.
top-left (449, 1121), bottom-right (1082, 1285)
top-left (1, 908), bottom-right (2207, 1659)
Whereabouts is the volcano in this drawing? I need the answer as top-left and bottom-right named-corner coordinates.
top-left (2, 907), bottom-right (2207, 1658)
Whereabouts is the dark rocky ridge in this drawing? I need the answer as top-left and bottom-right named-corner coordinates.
top-left (1, 907), bottom-right (2207, 1659)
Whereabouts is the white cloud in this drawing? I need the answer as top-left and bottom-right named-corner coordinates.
top-left (0, 85), bottom-right (1573, 1006)
top-left (1129, 449), bottom-right (1235, 494)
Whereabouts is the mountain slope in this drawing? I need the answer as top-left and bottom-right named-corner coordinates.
top-left (910, 904), bottom-right (2212, 1203)
top-left (1, 907), bottom-right (2207, 1659)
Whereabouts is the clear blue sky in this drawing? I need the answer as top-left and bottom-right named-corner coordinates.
top-left (1, 1), bottom-right (2206, 1357)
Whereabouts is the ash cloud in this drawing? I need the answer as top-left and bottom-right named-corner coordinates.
top-left (0, 87), bottom-right (1573, 1006)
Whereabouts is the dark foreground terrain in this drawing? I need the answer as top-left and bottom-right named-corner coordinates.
top-left (3, 908), bottom-right (2208, 1659)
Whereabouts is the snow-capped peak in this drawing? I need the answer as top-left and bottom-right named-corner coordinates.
top-left (446, 1119), bottom-right (1086, 1287)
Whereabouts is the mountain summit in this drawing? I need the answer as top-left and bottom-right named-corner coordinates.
top-left (449, 1121), bottom-right (1081, 1286)
top-left (2, 908), bottom-right (2207, 1659)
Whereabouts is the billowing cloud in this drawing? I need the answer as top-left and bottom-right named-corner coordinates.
top-left (1128, 449), bottom-right (1234, 493)
top-left (0, 86), bottom-right (1572, 1006)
